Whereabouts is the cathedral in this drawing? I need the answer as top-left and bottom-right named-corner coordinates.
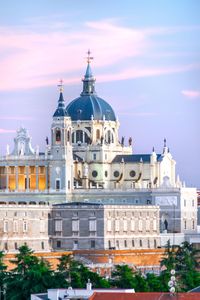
top-left (0, 54), bottom-right (198, 253)
top-left (0, 54), bottom-right (178, 195)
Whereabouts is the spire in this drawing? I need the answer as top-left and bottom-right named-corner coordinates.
top-left (81, 50), bottom-right (96, 96)
top-left (163, 137), bottom-right (168, 154)
top-left (53, 79), bottom-right (66, 117)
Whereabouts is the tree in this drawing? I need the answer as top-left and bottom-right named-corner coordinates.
top-left (110, 265), bottom-right (137, 289)
top-left (5, 245), bottom-right (58, 300)
top-left (0, 251), bottom-right (7, 300)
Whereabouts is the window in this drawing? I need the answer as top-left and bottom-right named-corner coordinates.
top-left (92, 170), bottom-right (98, 178)
top-left (105, 171), bottom-right (108, 177)
top-left (55, 129), bottom-right (61, 142)
top-left (108, 240), bottom-right (111, 249)
top-left (131, 219), bottom-right (135, 231)
top-left (93, 153), bottom-right (97, 160)
top-left (154, 239), bottom-right (157, 248)
top-left (184, 199), bottom-right (186, 207)
top-left (72, 220), bottom-right (79, 232)
top-left (89, 220), bottom-right (96, 232)
top-left (68, 180), bottom-right (70, 190)
top-left (96, 129), bottom-right (100, 140)
top-left (107, 220), bottom-right (112, 232)
top-left (130, 170), bottom-right (136, 178)
top-left (146, 220), bottom-right (150, 231)
top-left (123, 219), bottom-right (128, 231)
top-left (14, 242), bottom-right (18, 250)
top-left (13, 221), bottom-right (18, 233)
top-left (57, 240), bottom-right (61, 248)
top-left (4, 221), bottom-right (8, 233)
top-left (56, 179), bottom-right (60, 190)
top-left (192, 220), bottom-right (195, 230)
top-left (73, 240), bottom-right (78, 250)
top-left (114, 171), bottom-right (120, 178)
top-left (139, 220), bottom-right (143, 231)
top-left (124, 240), bottom-right (127, 248)
top-left (116, 240), bottom-right (119, 249)
top-left (192, 199), bottom-right (195, 207)
top-left (153, 220), bottom-right (157, 231)
top-left (115, 220), bottom-right (120, 231)
top-left (4, 242), bottom-right (8, 251)
top-left (23, 221), bottom-right (28, 232)
top-left (41, 242), bottom-right (44, 250)
top-left (184, 220), bottom-right (187, 230)
top-left (91, 240), bottom-right (95, 249)
top-left (148, 240), bottom-right (150, 248)
top-left (55, 220), bottom-right (62, 232)
top-left (139, 240), bottom-right (142, 247)
top-left (132, 240), bottom-right (135, 247)
top-left (40, 220), bottom-right (45, 233)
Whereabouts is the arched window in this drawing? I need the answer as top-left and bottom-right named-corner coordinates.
top-left (55, 128), bottom-right (61, 142)
top-left (105, 130), bottom-right (114, 144)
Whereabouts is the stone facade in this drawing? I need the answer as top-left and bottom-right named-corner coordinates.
top-left (0, 203), bottom-right (50, 252)
top-left (50, 203), bottom-right (160, 251)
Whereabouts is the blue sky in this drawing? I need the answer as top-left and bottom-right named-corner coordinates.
top-left (0, 0), bottom-right (199, 187)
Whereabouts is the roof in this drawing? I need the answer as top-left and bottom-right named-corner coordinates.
top-left (53, 202), bottom-right (101, 207)
top-left (73, 153), bottom-right (83, 162)
top-left (65, 94), bottom-right (116, 121)
top-left (112, 154), bottom-right (162, 163)
top-left (189, 286), bottom-right (200, 292)
top-left (53, 92), bottom-right (68, 117)
top-left (89, 292), bottom-right (200, 300)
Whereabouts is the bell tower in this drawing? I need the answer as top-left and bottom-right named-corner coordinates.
top-left (50, 81), bottom-right (73, 193)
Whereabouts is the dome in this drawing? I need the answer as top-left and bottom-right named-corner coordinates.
top-left (65, 59), bottom-right (116, 121)
top-left (65, 94), bottom-right (116, 121)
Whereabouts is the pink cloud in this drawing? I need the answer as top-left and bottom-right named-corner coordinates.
top-left (181, 90), bottom-right (200, 99)
top-left (0, 20), bottom-right (199, 91)
top-left (0, 128), bottom-right (15, 134)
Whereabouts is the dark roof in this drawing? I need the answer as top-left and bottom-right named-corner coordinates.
top-left (89, 292), bottom-right (200, 300)
top-left (189, 286), bottom-right (200, 292)
top-left (53, 92), bottom-right (68, 117)
top-left (112, 154), bottom-right (162, 163)
top-left (73, 153), bottom-right (83, 162)
top-left (65, 95), bottom-right (116, 121)
top-left (53, 202), bottom-right (101, 207)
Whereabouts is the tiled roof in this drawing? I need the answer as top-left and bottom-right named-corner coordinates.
top-left (112, 154), bottom-right (162, 163)
top-left (89, 292), bottom-right (200, 300)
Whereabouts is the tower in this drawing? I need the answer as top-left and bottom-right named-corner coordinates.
top-left (50, 81), bottom-right (73, 193)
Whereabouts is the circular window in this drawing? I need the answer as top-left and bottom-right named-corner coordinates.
top-left (130, 170), bottom-right (136, 178)
top-left (92, 170), bottom-right (98, 178)
top-left (105, 171), bottom-right (108, 177)
top-left (114, 171), bottom-right (120, 178)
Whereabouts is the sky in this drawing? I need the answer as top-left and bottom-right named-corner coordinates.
top-left (0, 0), bottom-right (199, 187)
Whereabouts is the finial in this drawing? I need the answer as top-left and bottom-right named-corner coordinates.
top-left (152, 146), bottom-right (155, 152)
top-left (58, 79), bottom-right (64, 93)
top-left (164, 138), bottom-right (166, 147)
top-left (86, 49), bottom-right (93, 64)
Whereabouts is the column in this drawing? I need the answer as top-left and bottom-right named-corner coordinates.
top-left (6, 166), bottom-right (9, 192)
top-left (36, 166), bottom-right (39, 191)
top-left (26, 166), bottom-right (29, 192)
top-left (15, 166), bottom-right (18, 191)
top-left (45, 166), bottom-right (48, 191)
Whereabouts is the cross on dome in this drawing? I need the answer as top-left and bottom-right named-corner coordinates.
top-left (58, 79), bottom-right (64, 93)
top-left (86, 49), bottom-right (93, 64)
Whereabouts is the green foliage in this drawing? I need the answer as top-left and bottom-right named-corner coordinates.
top-left (1, 242), bottom-right (200, 299)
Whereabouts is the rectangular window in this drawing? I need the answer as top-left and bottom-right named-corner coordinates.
top-left (132, 240), bottom-right (135, 247)
top-left (23, 221), bottom-right (28, 232)
top-left (72, 220), bottom-right (79, 232)
top-left (57, 240), bottom-right (61, 248)
top-left (4, 221), bottom-right (8, 233)
top-left (14, 242), bottom-right (18, 250)
top-left (56, 179), bottom-right (60, 191)
top-left (4, 242), bottom-right (8, 251)
top-left (124, 240), bottom-right (127, 248)
top-left (13, 221), bottom-right (18, 233)
top-left (123, 219), bottom-right (128, 231)
top-left (139, 219), bottom-right (143, 231)
top-left (184, 220), bottom-right (187, 230)
top-left (93, 153), bottom-right (97, 160)
top-left (146, 220), bottom-right (150, 231)
top-left (68, 180), bottom-right (70, 190)
top-left (107, 219), bottom-right (112, 232)
top-left (192, 220), bottom-right (195, 230)
top-left (153, 219), bottom-right (157, 231)
top-left (131, 219), bottom-right (135, 231)
top-left (73, 240), bottom-right (78, 250)
top-left (115, 219), bottom-right (120, 231)
top-left (89, 220), bottom-right (96, 232)
top-left (40, 220), bottom-right (45, 233)
top-left (91, 240), bottom-right (95, 249)
top-left (55, 220), bottom-right (62, 232)
top-left (41, 241), bottom-right (44, 250)
top-left (116, 240), bottom-right (119, 248)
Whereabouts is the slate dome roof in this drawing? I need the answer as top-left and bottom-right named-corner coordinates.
top-left (65, 61), bottom-right (116, 121)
